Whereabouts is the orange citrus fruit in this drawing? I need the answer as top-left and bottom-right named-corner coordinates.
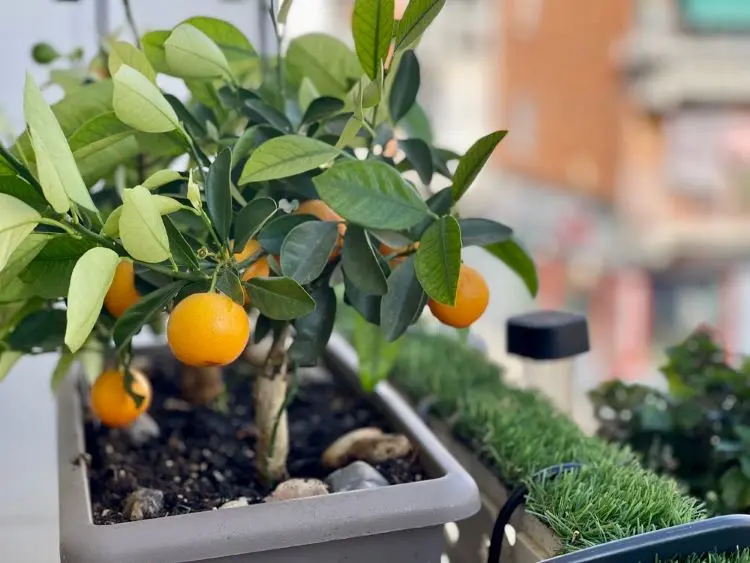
top-left (103, 260), bottom-right (140, 318)
top-left (167, 292), bottom-right (251, 367)
top-left (379, 241), bottom-right (419, 268)
top-left (428, 264), bottom-right (489, 328)
top-left (90, 369), bottom-right (152, 428)
top-left (295, 200), bottom-right (346, 259)
top-left (233, 239), bottom-right (271, 282)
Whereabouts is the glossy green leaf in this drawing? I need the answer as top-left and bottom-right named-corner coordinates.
top-left (452, 130), bottom-right (507, 202)
top-left (406, 186), bottom-right (453, 240)
top-left (164, 23), bottom-right (231, 79)
top-left (206, 148), bottom-right (232, 241)
top-left (459, 218), bottom-right (512, 247)
top-left (353, 311), bottom-right (400, 391)
top-left (286, 33), bottom-right (362, 97)
top-left (280, 221), bottom-right (339, 284)
top-left (288, 284), bottom-right (336, 366)
top-left (234, 197), bottom-right (277, 248)
top-left (65, 247), bottom-right (120, 353)
top-left (67, 111), bottom-right (136, 176)
top-left (0, 176), bottom-right (47, 212)
top-left (20, 236), bottom-right (95, 299)
top-left (216, 269), bottom-right (244, 305)
top-left (245, 277), bottom-right (315, 320)
top-left (353, 0), bottom-right (394, 80)
top-left (335, 116), bottom-right (363, 150)
top-left (181, 16), bottom-right (256, 63)
top-left (389, 50), bottom-right (420, 124)
top-left (24, 74), bottom-right (96, 212)
top-left (100, 206), bottom-right (122, 237)
top-left (0, 351), bottom-right (22, 383)
top-left (141, 30), bottom-right (172, 74)
top-left (9, 309), bottom-right (67, 352)
top-left (242, 98), bottom-right (293, 133)
top-left (239, 135), bottom-right (339, 184)
top-left (380, 255), bottom-right (427, 341)
top-left (0, 194), bottom-right (41, 275)
top-left (143, 169), bottom-right (183, 190)
top-left (343, 275), bottom-right (382, 325)
top-left (120, 185), bottom-right (171, 263)
top-left (485, 237), bottom-right (538, 297)
top-left (300, 97), bottom-right (346, 126)
top-left (164, 216), bottom-right (200, 270)
top-left (258, 214), bottom-right (317, 255)
top-left (400, 138), bottom-right (433, 185)
top-left (50, 350), bottom-right (75, 391)
top-left (415, 215), bottom-right (462, 305)
top-left (113, 280), bottom-right (186, 354)
top-left (313, 160), bottom-right (431, 230)
top-left (113, 65), bottom-right (182, 134)
top-left (396, 0), bottom-right (446, 49)
top-left (342, 226), bottom-right (388, 295)
top-left (231, 125), bottom-right (284, 169)
top-left (108, 41), bottom-right (156, 83)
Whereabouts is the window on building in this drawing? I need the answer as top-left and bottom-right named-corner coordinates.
top-left (507, 96), bottom-right (537, 158)
top-left (681, 0), bottom-right (750, 31)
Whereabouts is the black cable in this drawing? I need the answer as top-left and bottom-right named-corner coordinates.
top-left (487, 462), bottom-right (583, 563)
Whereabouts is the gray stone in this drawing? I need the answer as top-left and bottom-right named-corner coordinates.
top-left (220, 497), bottom-right (249, 509)
top-left (123, 488), bottom-right (164, 521)
top-left (265, 478), bottom-right (328, 502)
top-left (326, 461), bottom-right (390, 493)
top-left (125, 413), bottom-right (160, 446)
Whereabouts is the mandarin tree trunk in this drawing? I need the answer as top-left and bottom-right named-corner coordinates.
top-left (254, 325), bottom-right (291, 484)
top-left (181, 366), bottom-right (225, 405)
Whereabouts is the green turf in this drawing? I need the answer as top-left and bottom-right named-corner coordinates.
top-left (378, 329), bottom-right (748, 562)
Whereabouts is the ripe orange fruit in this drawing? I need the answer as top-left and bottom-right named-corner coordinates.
top-left (428, 264), bottom-right (489, 329)
top-left (295, 200), bottom-right (346, 259)
top-left (89, 369), bottom-right (152, 428)
top-left (103, 260), bottom-right (141, 318)
top-left (233, 239), bottom-right (270, 282)
top-left (379, 241), bottom-right (419, 268)
top-left (167, 292), bottom-right (251, 367)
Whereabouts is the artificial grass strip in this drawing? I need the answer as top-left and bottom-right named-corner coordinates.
top-left (385, 330), bottom-right (749, 562)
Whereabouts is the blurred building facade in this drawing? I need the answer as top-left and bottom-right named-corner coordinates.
top-left (497, 0), bottom-right (750, 380)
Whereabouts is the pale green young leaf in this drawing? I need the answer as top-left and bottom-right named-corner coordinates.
top-left (119, 185), bottom-right (171, 263)
top-left (298, 77), bottom-right (320, 114)
top-left (64, 247), bottom-right (120, 353)
top-left (352, 0), bottom-right (394, 80)
top-left (278, 0), bottom-right (294, 24)
top-left (141, 30), bottom-right (171, 74)
top-left (187, 169), bottom-right (202, 211)
top-left (152, 195), bottom-right (187, 215)
top-left (396, 0), bottom-right (446, 50)
top-left (164, 24), bottom-right (231, 79)
top-left (113, 65), bottom-right (181, 134)
top-left (78, 336), bottom-right (104, 385)
top-left (239, 135), bottom-right (340, 184)
top-left (101, 206), bottom-right (122, 237)
top-left (181, 16), bottom-right (257, 62)
top-left (286, 34), bottom-right (362, 97)
top-left (50, 349), bottom-right (75, 391)
top-left (353, 312), bottom-right (400, 391)
top-left (108, 41), bottom-right (157, 83)
top-left (0, 350), bottom-right (22, 383)
top-left (415, 215), bottom-right (462, 305)
top-left (23, 74), bottom-right (96, 212)
top-left (336, 116), bottom-right (363, 150)
top-left (0, 194), bottom-right (41, 275)
top-left (142, 169), bottom-right (183, 190)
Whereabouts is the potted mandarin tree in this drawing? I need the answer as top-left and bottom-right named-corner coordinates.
top-left (0, 1), bottom-right (534, 561)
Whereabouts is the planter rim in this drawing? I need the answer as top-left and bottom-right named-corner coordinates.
top-left (58, 333), bottom-right (480, 562)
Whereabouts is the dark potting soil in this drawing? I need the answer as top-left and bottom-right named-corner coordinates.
top-left (84, 358), bottom-right (425, 525)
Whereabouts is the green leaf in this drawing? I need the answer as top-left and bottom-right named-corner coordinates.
top-left (164, 23), bottom-right (231, 79)
top-left (120, 185), bottom-right (171, 263)
top-left (24, 74), bottom-right (96, 212)
top-left (300, 97), bottom-right (346, 127)
top-left (389, 50), bottom-right (420, 124)
top-left (396, 0), bottom-right (446, 50)
top-left (415, 215), bottom-right (462, 305)
top-left (344, 276), bottom-right (382, 325)
top-left (342, 226), bottom-right (388, 295)
top-left (400, 138), bottom-right (433, 185)
top-left (298, 78), bottom-right (321, 114)
top-left (0, 350), bottom-right (22, 383)
top-left (181, 16), bottom-right (257, 63)
top-left (380, 255), bottom-right (427, 341)
top-left (0, 194), bottom-right (41, 275)
top-left (242, 98), bottom-right (293, 133)
top-left (112, 280), bottom-right (186, 354)
top-left (406, 185), bottom-right (453, 240)
top-left (0, 176), bottom-right (47, 212)
top-left (164, 216), bottom-right (200, 270)
top-left (0, 234), bottom-right (50, 290)
top-left (142, 169), bottom-right (183, 190)
top-left (459, 218), bottom-right (512, 247)
top-left (68, 112), bottom-right (138, 182)
top-left (100, 206), bottom-right (122, 237)
top-left (206, 148), bottom-right (232, 242)
top-left (280, 221), bottom-right (340, 284)
top-left (141, 30), bottom-right (172, 74)
top-left (239, 135), bottom-right (339, 184)
top-left (234, 197), bottom-right (277, 248)
top-left (113, 65), bottom-right (182, 134)
top-left (485, 237), bottom-right (538, 297)
top-left (258, 214), bottom-right (317, 255)
top-left (216, 269), bottom-right (244, 305)
top-left (231, 125), bottom-right (283, 169)
top-left (314, 160), bottom-right (431, 230)
top-left (353, 312), bottom-right (400, 391)
top-left (9, 309), bottom-right (67, 352)
top-left (20, 236), bottom-right (96, 299)
top-left (245, 277), bottom-right (315, 320)
top-left (65, 247), bottom-right (120, 353)
top-left (286, 33), bottom-right (362, 97)
top-left (400, 102), bottom-right (433, 143)
top-left (335, 116), bottom-right (363, 150)
top-left (452, 130), bottom-right (507, 202)
top-left (288, 284), bottom-right (336, 366)
top-left (352, 0), bottom-right (395, 80)
top-left (50, 350), bottom-right (75, 392)
top-left (108, 41), bottom-right (156, 83)
top-left (278, 0), bottom-right (295, 24)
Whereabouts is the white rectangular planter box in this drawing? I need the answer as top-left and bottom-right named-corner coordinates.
top-left (58, 334), bottom-right (480, 563)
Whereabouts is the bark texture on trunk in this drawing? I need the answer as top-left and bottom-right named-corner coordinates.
top-left (254, 326), bottom-right (291, 484)
top-left (181, 366), bottom-right (225, 405)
